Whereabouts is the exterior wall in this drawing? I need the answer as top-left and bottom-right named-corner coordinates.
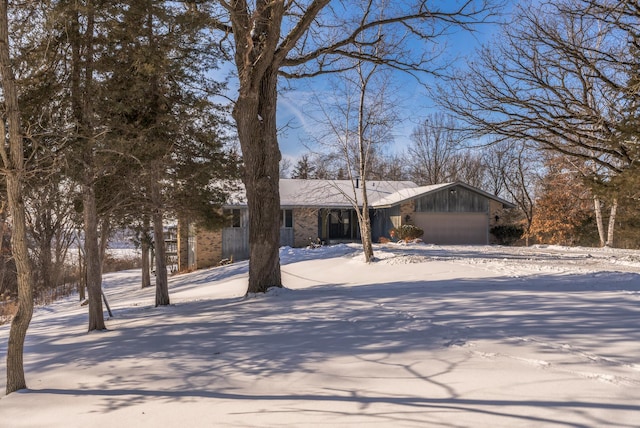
top-left (489, 200), bottom-right (508, 227)
top-left (196, 227), bottom-right (222, 269)
top-left (177, 218), bottom-right (189, 272)
top-left (415, 186), bottom-right (489, 212)
top-left (392, 193), bottom-right (513, 245)
top-left (399, 200), bottom-right (415, 226)
top-left (293, 208), bottom-right (319, 247)
top-left (372, 207), bottom-right (398, 241)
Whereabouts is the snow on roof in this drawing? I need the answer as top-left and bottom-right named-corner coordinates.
top-left (280, 179), bottom-right (418, 207)
top-left (372, 181), bottom-right (517, 209)
top-left (371, 183), bottom-right (452, 208)
top-left (224, 179), bottom-right (418, 208)
top-left (224, 179), bottom-right (515, 209)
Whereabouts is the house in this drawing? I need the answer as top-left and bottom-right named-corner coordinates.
top-left (176, 179), bottom-right (516, 270)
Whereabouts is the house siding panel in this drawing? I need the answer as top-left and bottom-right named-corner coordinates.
top-left (415, 186), bottom-right (489, 213)
top-left (222, 227), bottom-right (249, 261)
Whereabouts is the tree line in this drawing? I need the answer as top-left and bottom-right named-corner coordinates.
top-left (1, 0), bottom-right (240, 394)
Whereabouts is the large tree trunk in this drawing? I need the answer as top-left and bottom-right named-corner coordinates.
top-left (0, 0), bottom-right (34, 394)
top-left (83, 181), bottom-right (106, 331)
top-left (233, 67), bottom-right (282, 293)
top-left (4, 173), bottom-right (33, 394)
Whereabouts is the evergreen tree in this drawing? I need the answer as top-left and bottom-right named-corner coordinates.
top-left (99, 1), bottom-right (235, 305)
top-left (291, 155), bottom-right (316, 179)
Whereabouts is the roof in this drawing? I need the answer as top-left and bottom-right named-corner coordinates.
top-left (372, 181), bottom-right (516, 209)
top-left (225, 179), bottom-right (418, 208)
top-left (280, 179), bottom-right (419, 208)
top-left (224, 179), bottom-right (515, 209)
top-left (371, 183), bottom-right (452, 208)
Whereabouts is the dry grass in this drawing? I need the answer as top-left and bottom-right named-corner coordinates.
top-left (0, 298), bottom-right (17, 325)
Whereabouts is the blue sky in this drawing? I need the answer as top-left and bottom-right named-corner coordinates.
top-left (275, 18), bottom-right (502, 163)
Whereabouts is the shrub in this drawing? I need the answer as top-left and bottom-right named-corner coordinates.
top-left (102, 253), bottom-right (140, 273)
top-left (490, 224), bottom-right (524, 245)
top-left (391, 224), bottom-right (424, 242)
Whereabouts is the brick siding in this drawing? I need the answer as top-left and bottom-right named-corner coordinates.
top-left (293, 208), bottom-right (319, 247)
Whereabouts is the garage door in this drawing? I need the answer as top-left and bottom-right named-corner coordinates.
top-left (413, 212), bottom-right (488, 245)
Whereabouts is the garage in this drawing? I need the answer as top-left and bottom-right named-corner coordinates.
top-left (413, 212), bottom-right (489, 245)
top-left (372, 182), bottom-right (515, 245)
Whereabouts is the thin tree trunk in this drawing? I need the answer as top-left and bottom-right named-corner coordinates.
top-left (605, 198), bottom-right (617, 247)
top-left (151, 176), bottom-right (169, 306)
top-left (357, 137), bottom-right (374, 262)
top-left (593, 195), bottom-right (606, 247)
top-left (71, 0), bottom-right (103, 331)
top-left (233, 67), bottom-right (282, 293)
top-left (77, 245), bottom-right (86, 301)
top-left (141, 222), bottom-right (151, 289)
top-left (357, 61), bottom-right (374, 263)
top-left (359, 201), bottom-right (374, 261)
top-left (39, 237), bottom-right (53, 292)
top-left (0, 0), bottom-right (34, 394)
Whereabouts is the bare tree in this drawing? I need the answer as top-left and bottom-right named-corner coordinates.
top-left (485, 141), bottom-right (539, 245)
top-left (279, 157), bottom-right (293, 178)
top-left (406, 112), bottom-right (486, 186)
top-left (26, 177), bottom-right (78, 296)
top-left (439, 0), bottom-right (638, 246)
top-left (369, 154), bottom-right (408, 181)
top-left (407, 113), bottom-right (464, 185)
top-left (210, 0), bottom-right (500, 292)
top-left (0, 0), bottom-right (34, 394)
top-left (311, 22), bottom-right (399, 262)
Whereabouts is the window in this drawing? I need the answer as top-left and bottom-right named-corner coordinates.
top-left (224, 209), bottom-right (243, 227)
top-left (232, 209), bottom-right (241, 227)
top-left (281, 209), bottom-right (293, 228)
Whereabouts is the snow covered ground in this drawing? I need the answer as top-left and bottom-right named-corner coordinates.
top-left (1, 243), bottom-right (639, 427)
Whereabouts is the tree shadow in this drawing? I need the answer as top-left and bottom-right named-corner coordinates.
top-left (26, 386), bottom-right (640, 427)
top-left (1, 245), bottom-right (639, 426)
